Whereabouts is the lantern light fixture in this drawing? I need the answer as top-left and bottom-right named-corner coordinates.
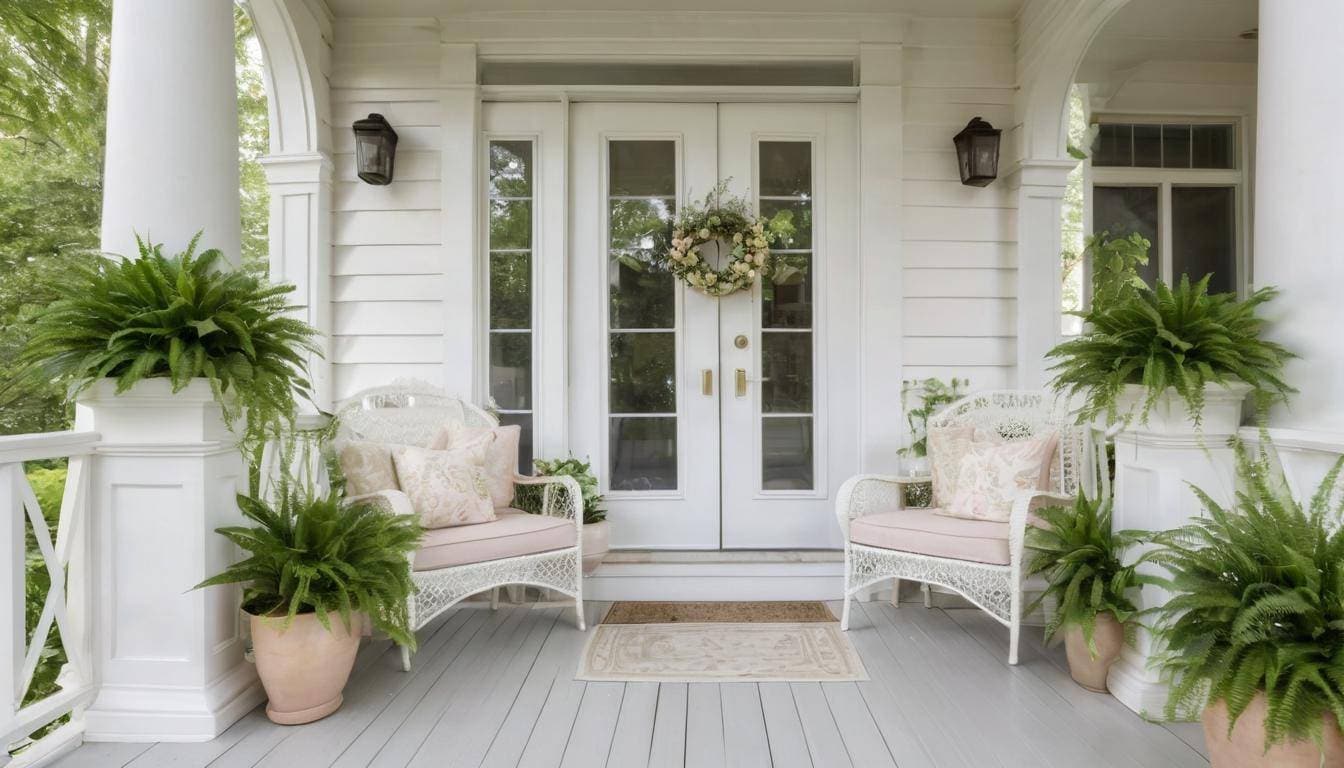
top-left (352, 113), bottom-right (398, 185)
top-left (953, 116), bottom-right (1002, 187)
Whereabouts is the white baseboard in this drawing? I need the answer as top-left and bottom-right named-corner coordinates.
top-left (1108, 653), bottom-right (1171, 721)
top-left (583, 554), bottom-right (844, 601)
top-left (83, 663), bottom-right (263, 742)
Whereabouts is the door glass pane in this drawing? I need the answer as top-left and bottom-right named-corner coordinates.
top-left (1162, 124), bottom-right (1192, 168)
top-left (1192, 125), bottom-right (1235, 169)
top-left (763, 417), bottom-right (814, 491)
top-left (489, 332), bottom-right (531, 410)
top-left (499, 412), bottom-right (533, 474)
top-left (758, 141), bottom-right (814, 490)
top-left (761, 332), bottom-right (812, 413)
top-left (488, 141), bottom-right (532, 197)
top-left (608, 140), bottom-right (678, 490)
top-left (1172, 186), bottom-right (1236, 295)
top-left (610, 141), bottom-right (676, 196)
top-left (762, 252), bottom-right (812, 329)
top-left (759, 199), bottom-right (812, 249)
top-left (609, 332), bottom-right (676, 413)
top-left (760, 142), bottom-right (811, 197)
top-left (1092, 186), bottom-right (1160, 286)
top-left (489, 251), bottom-right (531, 329)
top-left (487, 140), bottom-right (535, 470)
top-left (609, 417), bottom-right (677, 491)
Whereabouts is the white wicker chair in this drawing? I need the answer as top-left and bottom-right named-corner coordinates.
top-left (836, 390), bottom-right (1083, 664)
top-left (333, 381), bottom-right (584, 671)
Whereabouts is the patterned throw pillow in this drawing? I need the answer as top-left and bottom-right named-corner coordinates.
top-left (338, 441), bottom-right (402, 496)
top-left (927, 425), bottom-right (976, 508)
top-left (431, 422), bottom-right (520, 508)
top-left (939, 433), bottom-right (1059, 523)
top-left (391, 445), bottom-right (496, 528)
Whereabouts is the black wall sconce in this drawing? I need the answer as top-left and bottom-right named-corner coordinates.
top-left (953, 116), bottom-right (1002, 187)
top-left (353, 113), bottom-right (398, 185)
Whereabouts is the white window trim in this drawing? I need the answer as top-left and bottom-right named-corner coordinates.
top-left (1085, 115), bottom-right (1250, 300)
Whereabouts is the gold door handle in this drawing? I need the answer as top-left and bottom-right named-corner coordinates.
top-left (702, 369), bottom-right (714, 396)
top-left (735, 368), bottom-right (747, 397)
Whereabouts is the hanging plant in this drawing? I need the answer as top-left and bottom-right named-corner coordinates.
top-left (659, 181), bottom-right (794, 297)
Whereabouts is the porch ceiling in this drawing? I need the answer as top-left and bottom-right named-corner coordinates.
top-left (324, 0), bottom-right (1023, 18)
top-left (1077, 0), bottom-right (1258, 84)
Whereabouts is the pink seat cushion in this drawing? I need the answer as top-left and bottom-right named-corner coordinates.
top-left (849, 508), bottom-right (1010, 565)
top-left (413, 509), bottom-right (576, 571)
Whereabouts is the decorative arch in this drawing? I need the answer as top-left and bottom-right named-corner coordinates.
top-left (1017, 0), bottom-right (1132, 163)
top-left (244, 0), bottom-right (326, 157)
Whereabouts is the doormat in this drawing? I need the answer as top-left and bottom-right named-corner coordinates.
top-left (603, 600), bottom-right (835, 625)
top-left (577, 602), bottom-right (865, 683)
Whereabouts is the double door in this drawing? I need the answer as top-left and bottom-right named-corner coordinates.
top-left (569, 102), bottom-right (857, 549)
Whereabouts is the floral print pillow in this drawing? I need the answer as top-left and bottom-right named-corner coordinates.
top-left (939, 434), bottom-right (1058, 522)
top-left (392, 444), bottom-right (496, 528)
top-left (431, 422), bottom-right (520, 508)
top-left (338, 441), bottom-right (402, 496)
top-left (927, 425), bottom-right (976, 508)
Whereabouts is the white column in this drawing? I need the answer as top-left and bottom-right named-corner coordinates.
top-left (857, 44), bottom-right (905, 473)
top-left (84, 0), bottom-right (261, 741)
top-left (1011, 160), bottom-right (1074, 390)
top-left (1253, 0), bottom-right (1344, 462)
top-left (100, 0), bottom-right (240, 262)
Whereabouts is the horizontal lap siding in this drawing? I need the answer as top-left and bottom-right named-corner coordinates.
top-left (902, 19), bottom-right (1018, 388)
top-left (329, 22), bottom-right (445, 401)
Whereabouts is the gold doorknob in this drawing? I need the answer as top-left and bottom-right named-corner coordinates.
top-left (735, 368), bottom-right (747, 397)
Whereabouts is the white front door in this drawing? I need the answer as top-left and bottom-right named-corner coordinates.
top-left (569, 102), bottom-right (856, 550)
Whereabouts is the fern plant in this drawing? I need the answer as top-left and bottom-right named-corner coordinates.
top-left (15, 233), bottom-right (320, 444)
top-left (1146, 441), bottom-right (1344, 750)
top-left (1048, 272), bottom-right (1293, 427)
top-left (1025, 492), bottom-right (1147, 655)
top-left (530, 456), bottom-right (605, 524)
top-left (196, 474), bottom-right (421, 649)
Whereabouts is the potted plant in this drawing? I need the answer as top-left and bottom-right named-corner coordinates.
top-left (15, 233), bottom-right (319, 453)
top-left (898, 377), bottom-right (967, 507)
top-left (1146, 442), bottom-right (1344, 766)
top-left (1025, 492), bottom-right (1145, 692)
top-left (531, 456), bottom-right (607, 574)
top-left (196, 458), bottom-right (420, 725)
top-left (1047, 232), bottom-right (1293, 433)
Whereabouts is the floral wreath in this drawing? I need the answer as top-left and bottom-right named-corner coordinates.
top-left (661, 182), bottom-right (793, 297)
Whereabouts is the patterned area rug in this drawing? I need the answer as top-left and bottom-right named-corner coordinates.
top-left (603, 601), bottom-right (835, 625)
top-left (576, 602), bottom-right (866, 682)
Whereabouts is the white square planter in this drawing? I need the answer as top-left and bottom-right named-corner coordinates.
top-left (1112, 381), bottom-right (1252, 438)
top-left (76, 378), bottom-right (262, 742)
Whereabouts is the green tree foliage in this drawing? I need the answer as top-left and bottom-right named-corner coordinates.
top-left (1147, 442), bottom-right (1344, 752)
top-left (1, 2), bottom-right (272, 436)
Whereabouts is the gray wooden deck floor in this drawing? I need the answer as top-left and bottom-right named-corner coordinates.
top-left (53, 600), bottom-right (1209, 768)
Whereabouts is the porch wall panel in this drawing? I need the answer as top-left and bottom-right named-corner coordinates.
top-left (328, 22), bottom-right (448, 401)
top-left (900, 25), bottom-right (1019, 391)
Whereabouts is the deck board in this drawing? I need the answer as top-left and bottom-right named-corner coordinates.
top-left (53, 600), bottom-right (1210, 768)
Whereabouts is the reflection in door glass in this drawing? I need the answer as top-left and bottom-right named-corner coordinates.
top-left (608, 140), bottom-right (678, 491)
top-left (486, 140), bottom-right (534, 472)
top-left (759, 141), bottom-right (814, 490)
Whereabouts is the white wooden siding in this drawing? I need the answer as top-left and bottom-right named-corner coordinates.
top-left (329, 23), bottom-right (446, 401)
top-left (901, 19), bottom-right (1018, 390)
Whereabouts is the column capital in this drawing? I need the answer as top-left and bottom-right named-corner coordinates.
top-left (259, 151), bottom-right (334, 185)
top-left (1005, 158), bottom-right (1075, 194)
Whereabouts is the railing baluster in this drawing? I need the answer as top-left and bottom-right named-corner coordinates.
top-left (1, 463), bottom-right (24, 723)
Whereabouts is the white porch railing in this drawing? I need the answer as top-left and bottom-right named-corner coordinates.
top-left (1, 431), bottom-right (99, 767)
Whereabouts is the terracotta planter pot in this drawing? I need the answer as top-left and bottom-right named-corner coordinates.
top-left (250, 611), bottom-right (360, 725)
top-left (1063, 612), bottom-right (1124, 692)
top-left (1202, 694), bottom-right (1344, 768)
top-left (581, 520), bottom-right (609, 575)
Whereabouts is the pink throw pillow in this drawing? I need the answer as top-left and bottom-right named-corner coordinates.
top-left (431, 422), bottom-right (520, 508)
top-left (939, 432), bottom-right (1059, 523)
top-left (392, 445), bottom-right (496, 528)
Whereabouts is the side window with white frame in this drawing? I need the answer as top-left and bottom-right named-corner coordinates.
top-left (486, 139), bottom-right (535, 472)
top-left (1089, 119), bottom-right (1243, 296)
